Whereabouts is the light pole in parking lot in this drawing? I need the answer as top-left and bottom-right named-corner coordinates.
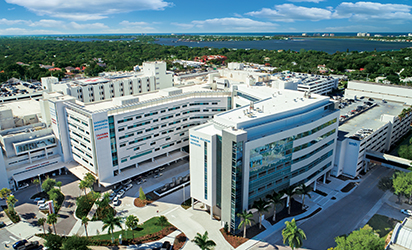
top-left (38, 174), bottom-right (42, 192)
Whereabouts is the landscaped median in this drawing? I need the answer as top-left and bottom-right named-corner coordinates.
top-left (37, 216), bottom-right (182, 247)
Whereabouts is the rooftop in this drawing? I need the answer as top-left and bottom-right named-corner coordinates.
top-left (338, 99), bottom-right (406, 140)
top-left (0, 99), bottom-right (42, 117)
top-left (82, 83), bottom-right (218, 113)
top-left (215, 88), bottom-right (329, 127)
top-left (273, 72), bottom-right (336, 86)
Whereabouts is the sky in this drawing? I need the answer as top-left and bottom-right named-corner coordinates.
top-left (0, 0), bottom-right (411, 35)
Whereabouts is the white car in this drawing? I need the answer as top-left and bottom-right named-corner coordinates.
top-left (34, 197), bottom-right (45, 202)
top-left (109, 192), bottom-right (116, 201)
top-left (113, 197), bottom-right (120, 206)
top-left (401, 209), bottom-right (412, 216)
top-left (38, 204), bottom-right (48, 210)
top-left (116, 189), bottom-right (125, 198)
top-left (37, 200), bottom-right (46, 206)
top-left (125, 184), bottom-right (133, 191)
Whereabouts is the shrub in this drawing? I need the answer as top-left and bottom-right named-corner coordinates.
top-left (76, 193), bottom-right (97, 219)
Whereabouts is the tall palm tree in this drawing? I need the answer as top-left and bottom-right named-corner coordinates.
top-left (252, 198), bottom-right (270, 229)
top-left (37, 217), bottom-right (46, 234)
top-left (296, 184), bottom-right (312, 210)
top-left (125, 215), bottom-right (139, 240)
top-left (266, 191), bottom-right (283, 222)
top-left (237, 210), bottom-right (254, 238)
top-left (283, 186), bottom-right (297, 215)
top-left (192, 231), bottom-right (216, 250)
top-left (282, 218), bottom-right (306, 250)
top-left (33, 178), bottom-right (40, 193)
top-left (47, 213), bottom-right (58, 235)
top-left (102, 214), bottom-right (123, 243)
top-left (81, 216), bottom-right (90, 237)
top-left (79, 180), bottom-right (87, 196)
top-left (6, 195), bottom-right (18, 214)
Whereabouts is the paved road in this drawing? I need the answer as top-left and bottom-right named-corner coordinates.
top-left (0, 228), bottom-right (19, 250)
top-left (286, 166), bottom-right (392, 249)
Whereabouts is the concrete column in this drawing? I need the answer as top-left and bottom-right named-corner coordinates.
top-left (167, 152), bottom-right (169, 157)
top-left (28, 151), bottom-right (32, 163)
top-left (45, 148), bottom-right (48, 159)
top-left (314, 180), bottom-right (317, 191)
top-left (152, 158), bottom-right (154, 162)
top-left (136, 163), bottom-right (139, 168)
top-left (59, 168), bottom-right (61, 175)
top-left (323, 173), bottom-right (326, 184)
top-left (286, 196), bottom-right (290, 207)
top-left (210, 205), bottom-right (214, 220)
top-left (191, 197), bottom-right (194, 209)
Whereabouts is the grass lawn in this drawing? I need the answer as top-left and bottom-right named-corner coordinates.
top-left (366, 214), bottom-right (399, 238)
top-left (91, 217), bottom-right (171, 241)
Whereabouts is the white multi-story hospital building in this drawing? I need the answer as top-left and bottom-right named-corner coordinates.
top-left (189, 86), bottom-right (340, 232)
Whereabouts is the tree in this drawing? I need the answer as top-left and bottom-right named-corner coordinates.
top-left (378, 175), bottom-right (393, 192)
top-left (33, 178), bottom-right (41, 192)
top-left (0, 188), bottom-right (11, 199)
top-left (79, 180), bottom-right (88, 196)
top-left (47, 213), bottom-right (58, 235)
top-left (62, 235), bottom-right (90, 250)
top-left (7, 195), bottom-right (18, 214)
top-left (44, 233), bottom-right (63, 250)
top-left (56, 181), bottom-right (62, 191)
top-left (296, 184), bottom-right (312, 210)
top-left (282, 218), bottom-right (307, 250)
top-left (192, 231), bottom-right (216, 250)
top-left (283, 186), bottom-right (297, 214)
top-left (125, 215), bottom-right (139, 240)
top-left (81, 216), bottom-right (90, 237)
top-left (95, 192), bottom-right (111, 219)
top-left (393, 171), bottom-right (408, 203)
top-left (102, 214), bottom-right (123, 243)
top-left (48, 188), bottom-right (61, 204)
top-left (84, 173), bottom-right (96, 192)
top-left (266, 191), bottom-right (283, 222)
top-left (42, 178), bottom-right (57, 193)
top-left (156, 216), bottom-right (169, 227)
top-left (333, 226), bottom-right (385, 250)
top-left (139, 186), bottom-right (146, 202)
top-left (252, 198), bottom-right (270, 229)
top-left (237, 210), bottom-right (254, 238)
top-left (37, 217), bottom-right (46, 234)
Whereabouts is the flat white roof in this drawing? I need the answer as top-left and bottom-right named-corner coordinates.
top-left (0, 99), bottom-right (41, 117)
top-left (216, 88), bottom-right (328, 125)
top-left (83, 83), bottom-right (214, 112)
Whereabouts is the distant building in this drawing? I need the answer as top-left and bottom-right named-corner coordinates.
top-left (386, 217), bottom-right (412, 250)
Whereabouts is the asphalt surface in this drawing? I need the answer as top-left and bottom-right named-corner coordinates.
top-left (0, 227), bottom-right (19, 250)
top-left (286, 166), bottom-right (393, 249)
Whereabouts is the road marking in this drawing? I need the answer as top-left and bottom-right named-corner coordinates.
top-left (163, 207), bottom-right (179, 216)
top-left (9, 236), bottom-right (17, 241)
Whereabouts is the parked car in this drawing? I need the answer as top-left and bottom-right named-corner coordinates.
top-left (113, 197), bottom-right (120, 206)
top-left (23, 241), bottom-right (39, 250)
top-left (19, 183), bottom-right (29, 190)
top-left (161, 241), bottom-right (172, 250)
top-left (122, 179), bottom-right (132, 185)
top-left (116, 189), bottom-right (125, 198)
top-left (34, 198), bottom-right (45, 203)
top-left (109, 192), bottom-right (116, 201)
top-left (382, 99), bottom-right (387, 103)
top-left (401, 209), bottom-right (412, 216)
top-left (37, 200), bottom-right (46, 206)
top-left (125, 184), bottom-right (133, 191)
top-left (0, 221), bottom-right (5, 228)
top-left (368, 98), bottom-right (374, 101)
top-left (38, 204), bottom-right (49, 210)
top-left (13, 239), bottom-right (27, 249)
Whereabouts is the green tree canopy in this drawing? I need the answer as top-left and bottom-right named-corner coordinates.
top-left (282, 218), bottom-right (307, 250)
top-left (192, 231), bottom-right (216, 250)
top-left (62, 235), bottom-right (90, 250)
top-left (333, 226), bottom-right (385, 250)
top-left (42, 178), bottom-right (57, 193)
top-left (44, 234), bottom-right (63, 250)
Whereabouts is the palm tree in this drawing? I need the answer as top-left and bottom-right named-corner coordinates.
top-left (237, 210), bottom-right (254, 238)
top-left (79, 180), bottom-right (87, 196)
top-left (125, 215), bottom-right (139, 240)
top-left (283, 186), bottom-right (297, 215)
top-left (81, 216), bottom-right (90, 237)
top-left (47, 213), bottom-right (58, 235)
top-left (296, 184), bottom-right (312, 210)
top-left (252, 198), bottom-right (270, 229)
top-left (33, 178), bottom-right (40, 193)
top-left (56, 181), bottom-right (62, 191)
top-left (156, 216), bottom-right (169, 227)
top-left (266, 191), bottom-right (283, 222)
top-left (6, 195), bottom-right (18, 214)
top-left (102, 214), bottom-right (123, 243)
top-left (37, 217), bottom-right (46, 234)
top-left (192, 231), bottom-right (216, 250)
top-left (282, 218), bottom-right (307, 250)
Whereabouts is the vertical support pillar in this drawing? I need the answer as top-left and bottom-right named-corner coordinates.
top-left (152, 158), bottom-right (154, 162)
top-left (210, 205), bottom-right (214, 220)
top-left (191, 197), bottom-right (194, 209)
top-left (323, 173), bottom-right (326, 184)
top-left (28, 151), bottom-right (32, 163)
top-left (314, 180), bottom-right (317, 191)
top-left (45, 148), bottom-right (49, 159)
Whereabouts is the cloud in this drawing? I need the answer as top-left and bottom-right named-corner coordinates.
top-left (288, 0), bottom-right (325, 2)
top-left (322, 25), bottom-right (387, 32)
top-left (120, 21), bottom-right (150, 26)
top-left (0, 18), bottom-right (108, 31)
top-left (8, 7), bottom-right (15, 10)
top-left (0, 28), bottom-right (64, 35)
top-left (247, 4), bottom-right (332, 22)
top-left (173, 17), bottom-right (277, 31)
top-left (333, 2), bottom-right (412, 22)
top-left (0, 18), bottom-right (27, 25)
top-left (5, 0), bottom-right (172, 20)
